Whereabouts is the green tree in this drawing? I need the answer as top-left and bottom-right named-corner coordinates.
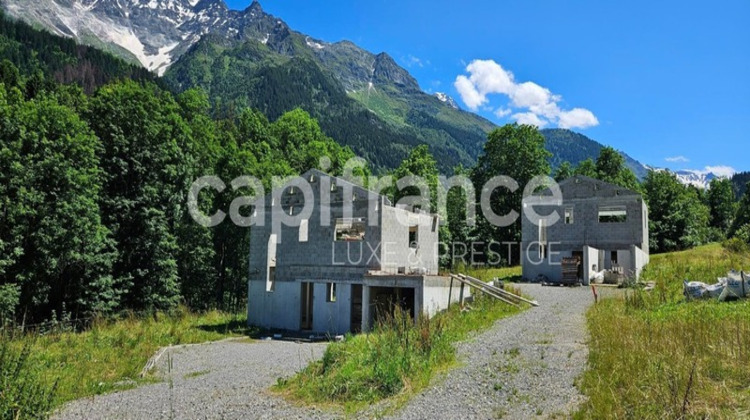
top-left (0, 59), bottom-right (20, 89)
top-left (0, 84), bottom-right (116, 320)
top-left (471, 124), bottom-right (551, 263)
top-left (553, 161), bottom-right (574, 182)
top-left (643, 170), bottom-right (710, 253)
top-left (270, 108), bottom-right (355, 174)
top-left (391, 145), bottom-right (440, 212)
top-left (730, 182), bottom-right (750, 239)
top-left (707, 178), bottom-right (736, 234)
top-left (86, 81), bottom-right (190, 311)
top-left (595, 146), bottom-right (641, 191)
top-left (574, 158), bottom-right (598, 178)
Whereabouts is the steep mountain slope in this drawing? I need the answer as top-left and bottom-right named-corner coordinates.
top-left (541, 129), bottom-right (649, 179)
top-left (2, 0), bottom-right (494, 171)
top-left (0, 8), bottom-right (155, 92)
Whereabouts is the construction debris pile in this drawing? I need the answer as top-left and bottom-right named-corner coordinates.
top-left (683, 270), bottom-right (749, 301)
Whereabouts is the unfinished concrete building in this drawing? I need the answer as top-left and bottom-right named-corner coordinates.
top-left (247, 169), bottom-right (464, 335)
top-left (521, 175), bottom-right (649, 285)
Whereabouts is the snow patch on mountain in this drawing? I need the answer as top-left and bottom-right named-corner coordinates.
top-left (435, 92), bottom-right (459, 109)
top-left (650, 167), bottom-right (733, 189)
top-left (306, 37), bottom-right (325, 50)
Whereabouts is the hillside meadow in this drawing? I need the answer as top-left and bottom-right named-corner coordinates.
top-left (576, 244), bottom-right (750, 419)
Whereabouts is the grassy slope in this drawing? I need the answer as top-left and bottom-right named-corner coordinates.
top-left (576, 244), bottom-right (750, 419)
top-left (276, 267), bottom-right (525, 415)
top-left (3, 310), bottom-right (247, 410)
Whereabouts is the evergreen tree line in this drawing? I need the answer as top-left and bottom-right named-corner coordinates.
top-left (0, 64), bottom-right (356, 323)
top-left (0, 10), bottom-right (156, 94)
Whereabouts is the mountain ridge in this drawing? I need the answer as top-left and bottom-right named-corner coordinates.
top-left (3, 0), bottom-right (658, 176)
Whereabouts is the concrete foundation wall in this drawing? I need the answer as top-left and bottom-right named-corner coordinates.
top-left (312, 282), bottom-right (352, 335)
top-left (247, 280), bottom-right (301, 331)
top-left (422, 277), bottom-right (469, 317)
top-left (632, 245), bottom-right (650, 280)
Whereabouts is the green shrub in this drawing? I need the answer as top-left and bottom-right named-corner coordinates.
top-left (0, 284), bottom-right (20, 323)
top-left (723, 237), bottom-right (749, 254)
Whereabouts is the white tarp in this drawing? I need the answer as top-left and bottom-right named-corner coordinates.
top-left (684, 271), bottom-right (748, 301)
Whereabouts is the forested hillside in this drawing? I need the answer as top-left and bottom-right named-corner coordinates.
top-left (0, 10), bottom-right (155, 93)
top-left (541, 129), bottom-right (648, 179)
top-left (163, 36), bottom-right (480, 171)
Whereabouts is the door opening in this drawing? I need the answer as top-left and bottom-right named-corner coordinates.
top-left (300, 282), bottom-right (314, 330)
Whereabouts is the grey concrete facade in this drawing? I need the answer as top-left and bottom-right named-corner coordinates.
top-left (247, 169), bottom-right (458, 335)
top-left (521, 175), bottom-right (649, 285)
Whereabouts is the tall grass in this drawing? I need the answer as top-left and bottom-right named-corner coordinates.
top-left (576, 244), bottom-right (750, 419)
top-left (0, 336), bottom-right (57, 419)
top-left (0, 308), bottom-right (247, 417)
top-left (277, 283), bottom-right (525, 413)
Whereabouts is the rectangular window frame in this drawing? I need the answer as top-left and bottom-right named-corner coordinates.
top-left (565, 207), bottom-right (574, 224)
top-left (326, 283), bottom-right (337, 303)
top-left (409, 225), bottom-right (418, 249)
top-left (598, 206), bottom-right (627, 223)
top-left (334, 217), bottom-right (367, 242)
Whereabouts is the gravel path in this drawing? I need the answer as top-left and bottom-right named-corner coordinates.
top-left (53, 339), bottom-right (334, 420)
top-left (54, 284), bottom-right (608, 419)
top-left (388, 283), bottom-right (604, 419)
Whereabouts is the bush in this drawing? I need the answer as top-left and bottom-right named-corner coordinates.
top-left (723, 237), bottom-right (749, 254)
top-left (734, 223), bottom-right (750, 244)
top-left (0, 284), bottom-right (20, 323)
top-left (0, 337), bottom-right (56, 419)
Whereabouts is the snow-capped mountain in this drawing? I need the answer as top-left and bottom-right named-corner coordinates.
top-left (435, 92), bottom-right (459, 109)
top-left (649, 167), bottom-right (724, 189)
top-left (1, 0), bottom-right (289, 75)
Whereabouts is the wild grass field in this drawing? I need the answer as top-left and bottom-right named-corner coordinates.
top-left (576, 244), bottom-right (750, 419)
top-left (0, 309), bottom-right (247, 418)
top-left (275, 269), bottom-right (525, 414)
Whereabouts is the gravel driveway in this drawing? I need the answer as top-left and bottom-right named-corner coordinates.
top-left (54, 283), bottom-right (604, 419)
top-left (387, 283), bottom-right (602, 419)
top-left (53, 339), bottom-right (334, 420)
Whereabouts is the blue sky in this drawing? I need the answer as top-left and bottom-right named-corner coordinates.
top-left (227, 0), bottom-right (749, 175)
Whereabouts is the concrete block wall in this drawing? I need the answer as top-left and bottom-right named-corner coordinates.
top-left (521, 176), bottom-right (649, 283)
top-left (248, 169), bottom-right (443, 331)
top-left (379, 206), bottom-right (439, 275)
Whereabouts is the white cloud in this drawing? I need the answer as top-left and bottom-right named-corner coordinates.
top-left (512, 112), bottom-right (548, 128)
top-left (494, 107), bottom-right (511, 118)
top-left (558, 108), bottom-right (599, 129)
top-left (454, 75), bottom-right (485, 110)
top-left (454, 59), bottom-right (598, 129)
top-left (704, 165), bottom-right (736, 178)
top-left (665, 155), bottom-right (690, 163)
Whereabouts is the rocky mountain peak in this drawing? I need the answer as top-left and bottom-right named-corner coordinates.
top-left (373, 52), bottom-right (419, 90)
top-left (246, 0), bottom-right (263, 13)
